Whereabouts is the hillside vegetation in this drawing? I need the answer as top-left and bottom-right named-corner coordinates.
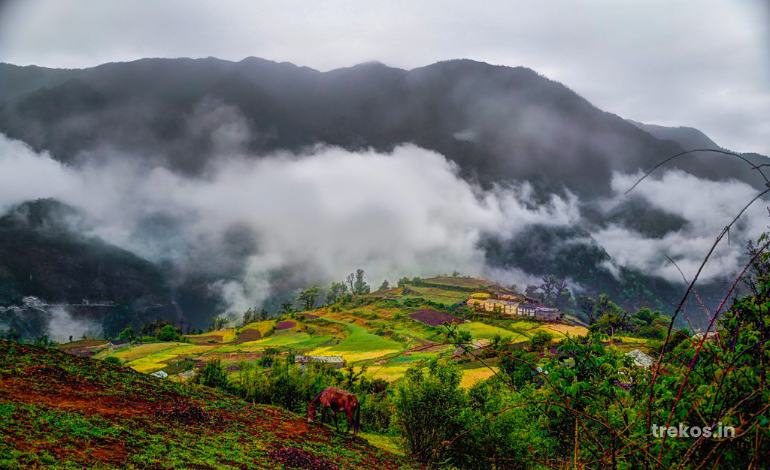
top-left (93, 277), bottom-right (590, 386)
top-left (0, 340), bottom-right (412, 469)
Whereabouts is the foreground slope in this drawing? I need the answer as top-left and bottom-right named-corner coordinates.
top-left (0, 340), bottom-right (412, 469)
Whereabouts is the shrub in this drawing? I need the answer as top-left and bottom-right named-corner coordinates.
top-left (103, 356), bottom-right (123, 366)
top-left (359, 394), bottom-right (393, 432)
top-left (196, 359), bottom-right (229, 390)
top-left (394, 360), bottom-right (468, 464)
top-left (117, 327), bottom-right (136, 342)
top-left (529, 331), bottom-right (554, 352)
top-left (157, 325), bottom-right (181, 342)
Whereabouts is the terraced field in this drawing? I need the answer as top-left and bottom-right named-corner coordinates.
top-left (83, 277), bottom-right (589, 387)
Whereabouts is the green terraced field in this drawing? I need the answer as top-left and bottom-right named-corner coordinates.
top-left (88, 281), bottom-right (589, 385)
top-left (403, 286), bottom-right (469, 305)
top-left (310, 323), bottom-right (403, 363)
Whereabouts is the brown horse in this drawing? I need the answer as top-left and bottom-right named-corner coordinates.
top-left (307, 387), bottom-right (360, 434)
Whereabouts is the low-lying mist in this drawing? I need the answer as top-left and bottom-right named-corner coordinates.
top-left (0, 131), bottom-right (766, 329)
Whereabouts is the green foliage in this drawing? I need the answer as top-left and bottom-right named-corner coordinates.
top-left (394, 360), bottom-right (467, 464)
top-left (499, 349), bottom-right (538, 389)
top-left (196, 359), bottom-right (229, 390)
top-left (326, 281), bottom-right (347, 304)
top-left (528, 330), bottom-right (553, 352)
top-left (297, 285), bottom-right (321, 310)
top-left (359, 395), bottom-right (393, 433)
top-left (353, 268), bottom-right (371, 295)
top-left (235, 357), bottom-right (341, 413)
top-left (103, 356), bottom-right (123, 366)
top-left (117, 326), bottom-right (136, 341)
top-left (157, 324), bottom-right (181, 342)
top-left (0, 340), bottom-right (409, 468)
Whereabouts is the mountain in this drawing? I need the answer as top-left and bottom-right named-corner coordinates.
top-left (0, 199), bottom-right (180, 337)
top-left (628, 119), bottom-right (769, 189)
top-left (1, 57), bottom-right (766, 198)
top-left (0, 57), bottom-right (765, 337)
top-left (628, 120), bottom-right (720, 150)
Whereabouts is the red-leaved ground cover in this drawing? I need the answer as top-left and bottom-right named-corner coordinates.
top-left (408, 309), bottom-right (464, 327)
top-left (275, 321), bottom-right (296, 330)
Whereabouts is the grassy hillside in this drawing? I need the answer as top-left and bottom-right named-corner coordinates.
top-left (0, 340), bottom-right (412, 469)
top-left (91, 278), bottom-right (591, 387)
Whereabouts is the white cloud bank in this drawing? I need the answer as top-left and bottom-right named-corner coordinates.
top-left (0, 134), bottom-right (580, 312)
top-left (594, 170), bottom-right (768, 283)
top-left (0, 133), bottom-right (767, 316)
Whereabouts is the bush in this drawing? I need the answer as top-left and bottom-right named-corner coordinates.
top-left (235, 358), bottom-right (341, 414)
top-left (529, 331), bottom-right (554, 352)
top-left (359, 394), bottom-right (393, 432)
top-left (103, 356), bottom-right (123, 366)
top-left (196, 359), bottom-right (229, 390)
top-left (394, 360), bottom-right (468, 464)
top-left (117, 327), bottom-right (135, 342)
top-left (157, 325), bottom-right (181, 342)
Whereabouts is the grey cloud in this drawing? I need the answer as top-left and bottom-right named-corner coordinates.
top-left (0, 0), bottom-right (766, 155)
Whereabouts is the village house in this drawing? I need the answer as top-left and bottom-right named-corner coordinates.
top-left (467, 298), bottom-right (521, 315)
top-left (534, 306), bottom-right (563, 322)
top-left (468, 295), bottom-right (563, 322)
top-left (294, 355), bottom-right (346, 369)
top-left (517, 303), bottom-right (538, 317)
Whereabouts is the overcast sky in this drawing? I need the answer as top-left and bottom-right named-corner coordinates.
top-left (0, 0), bottom-right (767, 155)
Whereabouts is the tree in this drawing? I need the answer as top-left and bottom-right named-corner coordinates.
top-left (117, 326), bottom-right (136, 342)
top-left (394, 361), bottom-right (468, 464)
top-left (589, 294), bottom-right (628, 337)
top-left (353, 268), bottom-right (370, 295)
top-left (326, 281), bottom-right (347, 304)
top-left (345, 272), bottom-right (355, 294)
top-left (378, 280), bottom-right (390, 291)
top-left (208, 317), bottom-right (228, 331)
top-left (241, 308), bottom-right (258, 326)
top-left (1, 328), bottom-right (20, 341)
top-left (538, 275), bottom-right (570, 307)
top-left (529, 330), bottom-right (554, 352)
top-left (196, 359), bottom-right (229, 390)
top-left (157, 324), bottom-right (181, 342)
top-left (577, 295), bottom-right (597, 324)
top-left (296, 285), bottom-right (320, 311)
top-left (343, 365), bottom-right (367, 389)
top-left (500, 348), bottom-right (538, 389)
top-left (525, 284), bottom-right (542, 302)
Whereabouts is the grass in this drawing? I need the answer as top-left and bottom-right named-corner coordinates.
top-left (0, 340), bottom-right (414, 469)
top-left (403, 286), bottom-right (469, 305)
top-left (310, 323), bottom-right (402, 364)
top-left (84, 283), bottom-right (590, 387)
top-left (460, 366), bottom-right (499, 388)
top-left (457, 322), bottom-right (525, 340)
top-left (239, 320), bottom-right (276, 335)
top-left (107, 343), bottom-right (212, 373)
top-left (420, 276), bottom-right (492, 290)
top-left (219, 331), bottom-right (335, 352)
top-left (358, 432), bottom-right (404, 456)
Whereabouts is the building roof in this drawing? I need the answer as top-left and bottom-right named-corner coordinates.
top-left (626, 349), bottom-right (654, 368)
top-left (295, 355), bottom-right (345, 364)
